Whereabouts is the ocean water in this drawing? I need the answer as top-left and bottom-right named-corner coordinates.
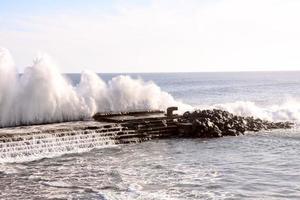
top-left (1, 72), bottom-right (300, 199)
top-left (69, 71), bottom-right (300, 106)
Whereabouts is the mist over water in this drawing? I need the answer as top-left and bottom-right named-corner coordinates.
top-left (0, 48), bottom-right (190, 127)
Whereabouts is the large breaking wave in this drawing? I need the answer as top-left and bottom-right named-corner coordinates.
top-left (0, 48), bottom-right (191, 127)
top-left (0, 47), bottom-right (299, 127)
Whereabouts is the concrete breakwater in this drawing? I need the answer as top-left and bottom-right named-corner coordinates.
top-left (0, 122), bottom-right (129, 162)
top-left (94, 107), bottom-right (294, 139)
top-left (0, 108), bottom-right (294, 163)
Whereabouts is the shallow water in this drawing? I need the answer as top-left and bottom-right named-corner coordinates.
top-left (1, 129), bottom-right (300, 200)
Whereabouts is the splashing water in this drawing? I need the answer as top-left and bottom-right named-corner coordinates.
top-left (197, 100), bottom-right (300, 123)
top-left (0, 48), bottom-right (191, 127)
top-left (1, 47), bottom-right (299, 127)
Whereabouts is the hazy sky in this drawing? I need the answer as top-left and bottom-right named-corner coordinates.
top-left (1, 0), bottom-right (300, 72)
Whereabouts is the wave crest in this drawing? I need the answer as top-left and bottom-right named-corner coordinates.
top-left (206, 100), bottom-right (300, 122)
top-left (0, 48), bottom-right (191, 127)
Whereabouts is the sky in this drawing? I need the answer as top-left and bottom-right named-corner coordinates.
top-left (0, 0), bottom-right (300, 72)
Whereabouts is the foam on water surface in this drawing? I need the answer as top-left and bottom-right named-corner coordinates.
top-left (0, 121), bottom-right (122, 163)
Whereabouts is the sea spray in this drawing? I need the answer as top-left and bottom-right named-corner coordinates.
top-left (77, 70), bottom-right (110, 114)
top-left (0, 48), bottom-right (191, 127)
top-left (202, 100), bottom-right (300, 123)
top-left (17, 54), bottom-right (89, 125)
top-left (2, 47), bottom-right (297, 127)
top-left (0, 48), bottom-right (18, 126)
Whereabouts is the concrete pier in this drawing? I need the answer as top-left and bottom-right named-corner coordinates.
top-left (93, 110), bottom-right (180, 143)
top-left (0, 108), bottom-right (293, 162)
top-left (0, 110), bottom-right (180, 162)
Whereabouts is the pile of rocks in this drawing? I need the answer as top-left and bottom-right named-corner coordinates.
top-left (179, 109), bottom-right (293, 138)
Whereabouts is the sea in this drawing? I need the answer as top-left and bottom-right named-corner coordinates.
top-left (1, 72), bottom-right (300, 200)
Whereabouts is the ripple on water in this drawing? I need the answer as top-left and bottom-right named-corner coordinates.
top-left (1, 129), bottom-right (300, 199)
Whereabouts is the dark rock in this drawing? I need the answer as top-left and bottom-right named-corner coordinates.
top-left (226, 129), bottom-right (238, 136)
top-left (179, 109), bottom-right (294, 138)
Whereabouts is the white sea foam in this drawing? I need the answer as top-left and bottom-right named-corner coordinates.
top-left (1, 47), bottom-right (299, 127)
top-left (199, 100), bottom-right (300, 122)
top-left (0, 48), bottom-right (191, 127)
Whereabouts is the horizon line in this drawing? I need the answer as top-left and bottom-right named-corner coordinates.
top-left (61, 70), bottom-right (300, 74)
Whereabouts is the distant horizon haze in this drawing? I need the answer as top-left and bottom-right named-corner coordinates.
top-left (1, 0), bottom-right (300, 72)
